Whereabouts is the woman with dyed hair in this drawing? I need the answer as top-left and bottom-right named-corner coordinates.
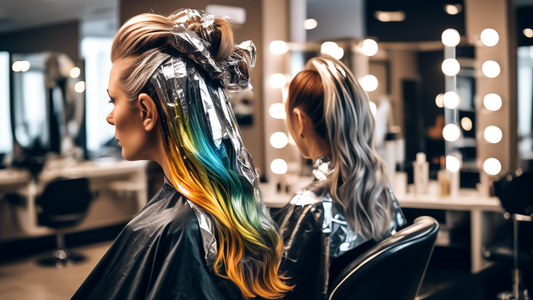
top-left (72, 9), bottom-right (290, 300)
top-left (274, 56), bottom-right (406, 300)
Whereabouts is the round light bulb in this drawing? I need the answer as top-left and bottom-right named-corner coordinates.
top-left (304, 18), bottom-right (318, 30)
top-left (443, 124), bottom-right (461, 142)
top-left (369, 101), bottom-right (377, 116)
top-left (361, 75), bottom-right (378, 92)
top-left (483, 158), bottom-right (502, 176)
top-left (444, 4), bottom-right (462, 15)
top-left (484, 126), bottom-right (503, 144)
top-left (270, 73), bottom-right (287, 89)
top-left (482, 60), bottom-right (501, 78)
top-left (446, 155), bottom-right (461, 172)
top-left (361, 39), bottom-right (378, 56)
top-left (270, 132), bottom-right (289, 149)
top-left (443, 91), bottom-right (461, 109)
top-left (271, 159), bottom-right (288, 175)
top-left (269, 103), bottom-right (286, 119)
top-left (483, 94), bottom-right (502, 111)
top-left (480, 28), bottom-right (499, 47)
top-left (321, 42), bottom-right (339, 55)
top-left (524, 28), bottom-right (533, 38)
top-left (435, 93), bottom-right (444, 108)
top-left (461, 117), bottom-right (472, 131)
top-left (269, 40), bottom-right (289, 55)
top-left (331, 47), bottom-right (344, 60)
top-left (442, 58), bottom-right (460, 76)
top-left (19, 61), bottom-right (30, 72)
top-left (12, 61), bottom-right (21, 72)
top-left (441, 28), bottom-right (461, 47)
top-left (70, 67), bottom-right (81, 78)
top-left (75, 81), bottom-right (86, 93)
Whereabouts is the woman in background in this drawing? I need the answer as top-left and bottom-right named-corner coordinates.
top-left (274, 56), bottom-right (406, 300)
top-left (72, 9), bottom-right (289, 300)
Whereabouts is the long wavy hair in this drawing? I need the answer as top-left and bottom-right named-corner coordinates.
top-left (287, 56), bottom-right (393, 241)
top-left (111, 11), bottom-right (290, 299)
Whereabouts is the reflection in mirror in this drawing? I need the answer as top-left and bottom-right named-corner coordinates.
top-left (517, 46), bottom-right (533, 165)
top-left (283, 0), bottom-right (482, 186)
top-left (0, 52), bottom-right (12, 168)
top-left (81, 37), bottom-right (116, 158)
top-left (11, 52), bottom-right (85, 161)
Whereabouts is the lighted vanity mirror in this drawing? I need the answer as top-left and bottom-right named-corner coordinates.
top-left (11, 52), bottom-right (85, 162)
top-left (282, 0), bottom-right (481, 185)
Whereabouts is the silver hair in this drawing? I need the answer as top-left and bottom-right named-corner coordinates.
top-left (306, 56), bottom-right (393, 241)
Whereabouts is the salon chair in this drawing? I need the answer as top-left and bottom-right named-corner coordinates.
top-left (484, 172), bottom-right (533, 300)
top-left (327, 216), bottom-right (439, 300)
top-left (36, 177), bottom-right (93, 268)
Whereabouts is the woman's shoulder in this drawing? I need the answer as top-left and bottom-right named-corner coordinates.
top-left (128, 183), bottom-right (200, 236)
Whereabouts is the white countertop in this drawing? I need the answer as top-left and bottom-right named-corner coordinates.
top-left (259, 177), bottom-right (503, 212)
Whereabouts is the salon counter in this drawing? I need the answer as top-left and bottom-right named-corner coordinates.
top-left (0, 159), bottom-right (148, 241)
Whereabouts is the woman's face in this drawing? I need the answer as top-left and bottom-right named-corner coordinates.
top-left (106, 59), bottom-right (151, 161)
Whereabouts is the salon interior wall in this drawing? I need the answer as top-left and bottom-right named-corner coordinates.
top-left (119, 0), bottom-right (267, 176)
top-left (465, 0), bottom-right (518, 181)
top-left (0, 20), bottom-right (80, 61)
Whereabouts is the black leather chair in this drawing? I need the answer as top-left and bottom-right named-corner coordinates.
top-left (36, 177), bottom-right (93, 267)
top-left (484, 172), bottom-right (533, 300)
top-left (327, 216), bottom-right (439, 300)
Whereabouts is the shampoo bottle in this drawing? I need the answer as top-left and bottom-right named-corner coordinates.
top-left (413, 152), bottom-right (429, 194)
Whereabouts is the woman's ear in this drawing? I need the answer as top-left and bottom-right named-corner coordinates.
top-left (138, 93), bottom-right (159, 131)
top-left (293, 108), bottom-right (306, 138)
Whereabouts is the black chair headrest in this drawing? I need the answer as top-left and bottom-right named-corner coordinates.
top-left (494, 171), bottom-right (533, 216)
top-left (328, 216), bottom-right (439, 300)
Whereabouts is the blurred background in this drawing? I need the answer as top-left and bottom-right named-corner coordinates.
top-left (0, 0), bottom-right (533, 299)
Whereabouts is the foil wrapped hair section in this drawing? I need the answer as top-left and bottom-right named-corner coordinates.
top-left (167, 9), bottom-right (256, 92)
top-left (172, 8), bottom-right (216, 35)
top-left (149, 55), bottom-right (259, 190)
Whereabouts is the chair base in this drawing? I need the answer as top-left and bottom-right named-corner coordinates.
top-left (37, 249), bottom-right (85, 268)
top-left (497, 290), bottom-right (530, 300)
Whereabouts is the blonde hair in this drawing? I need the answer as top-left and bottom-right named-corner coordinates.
top-left (288, 56), bottom-right (393, 241)
top-left (111, 11), bottom-right (290, 299)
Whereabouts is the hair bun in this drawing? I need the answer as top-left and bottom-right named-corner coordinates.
top-left (167, 9), bottom-right (255, 92)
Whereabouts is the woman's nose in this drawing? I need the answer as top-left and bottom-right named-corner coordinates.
top-left (106, 110), bottom-right (115, 126)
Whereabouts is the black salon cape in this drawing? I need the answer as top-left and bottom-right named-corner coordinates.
top-left (71, 182), bottom-right (242, 300)
top-left (273, 202), bottom-right (392, 300)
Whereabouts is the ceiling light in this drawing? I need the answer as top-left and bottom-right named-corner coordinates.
top-left (444, 4), bottom-right (463, 15)
top-left (374, 11), bottom-right (406, 22)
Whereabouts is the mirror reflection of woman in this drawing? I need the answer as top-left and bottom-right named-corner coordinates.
top-left (72, 9), bottom-right (290, 300)
top-left (274, 56), bottom-right (406, 300)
